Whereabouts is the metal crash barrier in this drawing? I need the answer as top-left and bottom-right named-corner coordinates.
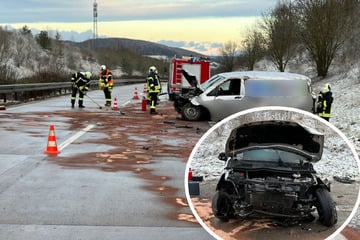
top-left (0, 79), bottom-right (150, 104)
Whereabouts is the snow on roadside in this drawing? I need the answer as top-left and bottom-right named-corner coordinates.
top-left (190, 109), bottom-right (359, 182)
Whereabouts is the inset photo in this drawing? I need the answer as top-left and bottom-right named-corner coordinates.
top-left (185, 107), bottom-right (360, 240)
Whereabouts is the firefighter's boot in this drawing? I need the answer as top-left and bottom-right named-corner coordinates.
top-left (78, 100), bottom-right (85, 108)
top-left (150, 108), bottom-right (158, 115)
top-left (71, 99), bottom-right (75, 108)
top-left (150, 102), bottom-right (157, 115)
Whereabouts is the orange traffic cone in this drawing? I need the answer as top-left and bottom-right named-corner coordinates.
top-left (112, 97), bottom-right (119, 110)
top-left (143, 83), bottom-right (147, 93)
top-left (44, 125), bottom-right (60, 155)
top-left (133, 87), bottom-right (139, 100)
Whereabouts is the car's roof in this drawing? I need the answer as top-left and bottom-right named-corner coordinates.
top-left (216, 71), bottom-right (311, 81)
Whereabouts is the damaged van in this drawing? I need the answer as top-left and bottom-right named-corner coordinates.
top-left (174, 71), bottom-right (316, 121)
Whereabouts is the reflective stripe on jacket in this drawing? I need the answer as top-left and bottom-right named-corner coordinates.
top-left (99, 69), bottom-right (113, 86)
top-left (72, 72), bottom-right (90, 88)
top-left (147, 72), bottom-right (161, 93)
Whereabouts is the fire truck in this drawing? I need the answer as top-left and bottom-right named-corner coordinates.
top-left (168, 56), bottom-right (211, 100)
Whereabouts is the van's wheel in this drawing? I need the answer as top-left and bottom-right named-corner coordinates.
top-left (181, 103), bottom-right (202, 121)
top-left (212, 191), bottom-right (234, 222)
top-left (315, 188), bottom-right (338, 227)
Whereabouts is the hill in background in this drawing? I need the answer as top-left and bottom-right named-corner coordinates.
top-left (0, 26), bottom-right (210, 84)
top-left (76, 38), bottom-right (207, 59)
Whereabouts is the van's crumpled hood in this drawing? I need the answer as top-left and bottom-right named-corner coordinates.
top-left (225, 121), bottom-right (324, 162)
top-left (182, 69), bottom-right (199, 88)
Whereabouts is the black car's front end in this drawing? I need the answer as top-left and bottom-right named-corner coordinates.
top-left (212, 121), bottom-right (337, 227)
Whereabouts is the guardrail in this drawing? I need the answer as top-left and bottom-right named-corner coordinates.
top-left (0, 78), bottom-right (154, 103)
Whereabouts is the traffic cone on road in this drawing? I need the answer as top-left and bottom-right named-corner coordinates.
top-left (44, 125), bottom-right (60, 155)
top-left (143, 83), bottom-right (147, 94)
top-left (133, 87), bottom-right (139, 100)
top-left (112, 97), bottom-right (119, 110)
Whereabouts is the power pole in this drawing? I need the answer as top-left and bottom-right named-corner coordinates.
top-left (93, 0), bottom-right (98, 49)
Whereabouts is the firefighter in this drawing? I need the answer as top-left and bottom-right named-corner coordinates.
top-left (146, 66), bottom-right (161, 114)
top-left (70, 71), bottom-right (92, 108)
top-left (316, 83), bottom-right (333, 121)
top-left (99, 65), bottom-right (113, 106)
top-left (146, 66), bottom-right (161, 103)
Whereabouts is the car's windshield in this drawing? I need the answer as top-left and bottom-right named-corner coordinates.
top-left (201, 74), bottom-right (225, 91)
top-left (234, 148), bottom-right (308, 164)
top-left (244, 79), bottom-right (309, 97)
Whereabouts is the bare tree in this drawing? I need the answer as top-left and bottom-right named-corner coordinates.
top-left (0, 27), bottom-right (16, 83)
top-left (0, 27), bottom-right (11, 64)
top-left (338, 0), bottom-right (360, 64)
top-left (218, 41), bottom-right (238, 72)
top-left (241, 29), bottom-right (266, 70)
top-left (53, 31), bottom-right (64, 57)
top-left (294, 0), bottom-right (357, 77)
top-left (262, 1), bottom-right (298, 72)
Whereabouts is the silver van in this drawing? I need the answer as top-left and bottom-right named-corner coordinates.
top-left (175, 71), bottom-right (316, 121)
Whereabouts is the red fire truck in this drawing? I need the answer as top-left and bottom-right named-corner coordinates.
top-left (168, 56), bottom-right (211, 100)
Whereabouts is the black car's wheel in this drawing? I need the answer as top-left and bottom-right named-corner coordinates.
top-left (181, 103), bottom-right (202, 121)
top-left (315, 188), bottom-right (338, 227)
top-left (212, 190), bottom-right (235, 222)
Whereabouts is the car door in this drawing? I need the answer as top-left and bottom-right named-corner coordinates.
top-left (203, 78), bottom-right (244, 121)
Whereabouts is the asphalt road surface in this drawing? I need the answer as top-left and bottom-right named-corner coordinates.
top-left (0, 84), bottom-right (212, 240)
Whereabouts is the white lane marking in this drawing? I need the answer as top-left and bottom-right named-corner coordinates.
top-left (121, 100), bottom-right (131, 107)
top-left (58, 124), bottom-right (95, 151)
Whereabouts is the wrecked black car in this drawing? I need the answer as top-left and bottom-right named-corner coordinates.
top-left (212, 120), bottom-right (337, 227)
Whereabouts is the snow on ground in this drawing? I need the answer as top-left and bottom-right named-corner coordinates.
top-left (189, 63), bottom-right (360, 228)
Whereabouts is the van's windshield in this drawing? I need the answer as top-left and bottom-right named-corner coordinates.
top-left (201, 75), bottom-right (225, 91)
top-left (234, 148), bottom-right (309, 164)
top-left (244, 79), bottom-right (309, 97)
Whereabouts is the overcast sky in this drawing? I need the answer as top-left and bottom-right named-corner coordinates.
top-left (0, 0), bottom-right (278, 55)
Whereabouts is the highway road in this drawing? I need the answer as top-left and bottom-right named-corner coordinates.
top-left (1, 83), bottom-right (359, 240)
top-left (0, 83), bottom-right (212, 240)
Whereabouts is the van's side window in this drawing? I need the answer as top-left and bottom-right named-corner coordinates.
top-left (209, 79), bottom-right (241, 96)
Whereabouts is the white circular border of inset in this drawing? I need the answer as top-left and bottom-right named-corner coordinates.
top-left (184, 106), bottom-right (360, 240)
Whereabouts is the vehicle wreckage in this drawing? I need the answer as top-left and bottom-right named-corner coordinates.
top-left (212, 120), bottom-right (338, 227)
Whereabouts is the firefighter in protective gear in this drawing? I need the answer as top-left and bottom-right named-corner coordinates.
top-left (146, 66), bottom-right (161, 114)
top-left (71, 71), bottom-right (92, 108)
top-left (99, 65), bottom-right (113, 106)
top-left (316, 83), bottom-right (333, 121)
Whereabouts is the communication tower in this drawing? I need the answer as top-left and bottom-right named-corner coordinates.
top-left (93, 0), bottom-right (98, 48)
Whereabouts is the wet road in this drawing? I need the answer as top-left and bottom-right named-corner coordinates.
top-left (1, 83), bottom-right (359, 240)
top-left (0, 84), bottom-right (212, 240)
